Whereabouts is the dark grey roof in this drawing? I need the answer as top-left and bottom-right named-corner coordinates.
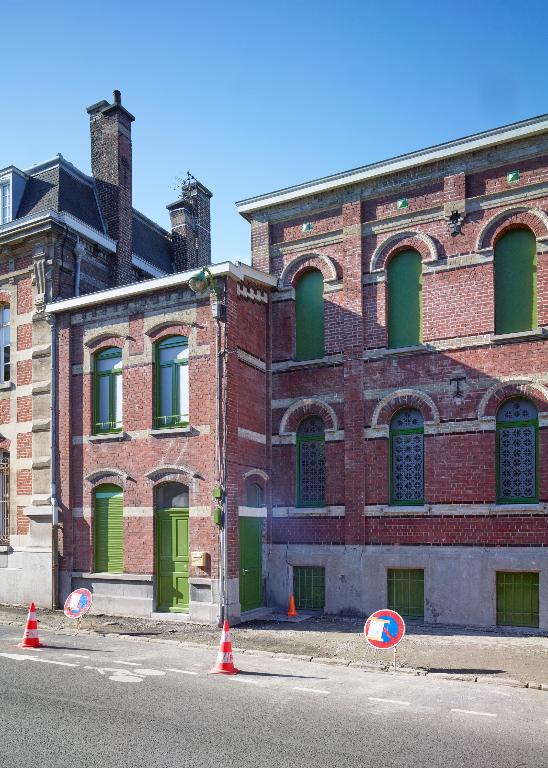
top-left (132, 211), bottom-right (173, 273)
top-left (17, 161), bottom-right (104, 232)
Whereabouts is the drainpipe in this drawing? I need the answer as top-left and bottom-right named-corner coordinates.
top-left (73, 239), bottom-right (85, 298)
top-left (214, 278), bottom-right (228, 626)
top-left (49, 311), bottom-right (59, 609)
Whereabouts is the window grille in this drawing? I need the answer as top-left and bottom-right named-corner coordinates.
top-left (297, 417), bottom-right (326, 507)
top-left (390, 408), bottom-right (424, 505)
top-left (293, 566), bottom-right (325, 611)
top-left (497, 398), bottom-right (538, 503)
top-left (0, 453), bottom-right (9, 544)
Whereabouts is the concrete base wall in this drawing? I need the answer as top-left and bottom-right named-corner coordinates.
top-left (266, 544), bottom-right (548, 630)
top-left (0, 547), bottom-right (53, 608)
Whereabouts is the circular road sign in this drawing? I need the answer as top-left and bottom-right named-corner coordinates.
top-left (64, 588), bottom-right (93, 619)
top-left (364, 609), bottom-right (405, 649)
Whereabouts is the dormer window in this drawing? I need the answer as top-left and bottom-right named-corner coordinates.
top-left (0, 181), bottom-right (10, 225)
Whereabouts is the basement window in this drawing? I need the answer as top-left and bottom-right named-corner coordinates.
top-left (293, 566), bottom-right (325, 611)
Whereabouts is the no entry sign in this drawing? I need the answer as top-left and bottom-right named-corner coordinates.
top-left (64, 588), bottom-right (93, 620)
top-left (364, 609), bottom-right (405, 649)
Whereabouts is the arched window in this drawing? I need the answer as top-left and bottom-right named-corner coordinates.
top-left (94, 484), bottom-right (123, 573)
top-left (497, 398), bottom-right (538, 503)
top-left (387, 250), bottom-right (422, 349)
top-left (297, 416), bottom-right (325, 507)
top-left (390, 408), bottom-right (424, 505)
top-left (0, 451), bottom-right (9, 543)
top-left (0, 306), bottom-right (10, 383)
top-left (155, 336), bottom-right (189, 428)
top-left (246, 482), bottom-right (264, 508)
top-left (295, 269), bottom-right (324, 361)
top-left (155, 482), bottom-right (189, 510)
top-left (494, 228), bottom-right (537, 334)
top-left (94, 347), bottom-right (122, 434)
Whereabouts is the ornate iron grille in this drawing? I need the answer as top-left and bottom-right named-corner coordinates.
top-left (392, 433), bottom-right (424, 502)
top-left (499, 426), bottom-right (536, 500)
top-left (298, 439), bottom-right (326, 506)
top-left (0, 455), bottom-right (9, 544)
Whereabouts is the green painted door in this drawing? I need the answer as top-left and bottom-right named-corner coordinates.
top-left (94, 484), bottom-right (123, 573)
top-left (239, 517), bottom-right (262, 612)
top-left (494, 228), bottom-right (537, 334)
top-left (496, 571), bottom-right (539, 628)
top-left (388, 568), bottom-right (424, 620)
top-left (295, 269), bottom-right (324, 360)
top-left (156, 509), bottom-right (189, 612)
top-left (387, 250), bottom-right (422, 348)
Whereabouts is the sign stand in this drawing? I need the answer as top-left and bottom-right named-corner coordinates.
top-left (63, 588), bottom-right (93, 631)
top-left (364, 609), bottom-right (406, 673)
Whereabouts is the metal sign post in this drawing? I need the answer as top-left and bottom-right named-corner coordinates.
top-left (364, 609), bottom-right (406, 672)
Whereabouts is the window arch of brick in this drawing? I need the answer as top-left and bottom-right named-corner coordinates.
top-left (279, 398), bottom-right (338, 436)
top-left (146, 322), bottom-right (195, 343)
top-left (370, 231), bottom-right (438, 273)
top-left (145, 464), bottom-right (201, 490)
top-left (372, 389), bottom-right (439, 429)
top-left (85, 468), bottom-right (132, 490)
top-left (280, 252), bottom-right (339, 288)
top-left (476, 207), bottom-right (548, 251)
top-left (85, 333), bottom-right (126, 351)
top-left (478, 380), bottom-right (548, 420)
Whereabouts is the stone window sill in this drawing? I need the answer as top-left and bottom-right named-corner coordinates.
top-left (88, 432), bottom-right (128, 443)
top-left (272, 353), bottom-right (344, 371)
top-left (492, 328), bottom-right (544, 343)
top-left (0, 380), bottom-right (12, 391)
top-left (490, 503), bottom-right (545, 513)
top-left (72, 571), bottom-right (153, 582)
top-left (238, 505), bottom-right (267, 518)
top-left (150, 426), bottom-right (191, 436)
top-left (273, 505), bottom-right (345, 518)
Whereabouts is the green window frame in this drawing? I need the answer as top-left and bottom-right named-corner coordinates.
top-left (387, 249), bottom-right (422, 349)
top-left (94, 484), bottom-right (123, 573)
top-left (390, 408), bottom-right (424, 505)
top-left (246, 482), bottom-right (264, 508)
top-left (155, 336), bottom-right (189, 429)
top-left (296, 417), bottom-right (326, 507)
top-left (293, 566), bottom-right (325, 611)
top-left (295, 269), bottom-right (324, 361)
top-left (496, 398), bottom-right (538, 504)
top-left (388, 568), bottom-right (424, 620)
top-left (496, 571), bottom-right (539, 628)
top-left (494, 228), bottom-right (537, 335)
top-left (93, 347), bottom-right (122, 434)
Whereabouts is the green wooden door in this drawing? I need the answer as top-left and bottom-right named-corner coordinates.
top-left (94, 485), bottom-right (123, 573)
top-left (295, 269), bottom-right (324, 360)
top-left (387, 250), bottom-right (422, 348)
top-left (496, 571), bottom-right (539, 628)
top-left (239, 517), bottom-right (263, 612)
top-left (156, 509), bottom-right (189, 612)
top-left (494, 228), bottom-right (537, 334)
top-left (388, 568), bottom-right (424, 620)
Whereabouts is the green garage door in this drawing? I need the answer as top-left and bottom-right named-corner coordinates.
top-left (388, 569), bottom-right (424, 620)
top-left (293, 566), bottom-right (325, 611)
top-left (496, 572), bottom-right (539, 628)
top-left (94, 484), bottom-right (123, 573)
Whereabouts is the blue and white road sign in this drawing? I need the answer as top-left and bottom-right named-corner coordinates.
top-left (64, 588), bottom-right (93, 619)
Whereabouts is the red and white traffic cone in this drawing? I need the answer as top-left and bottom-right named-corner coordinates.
top-left (17, 602), bottom-right (44, 649)
top-left (209, 619), bottom-right (240, 675)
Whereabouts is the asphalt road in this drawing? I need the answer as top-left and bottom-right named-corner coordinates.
top-left (0, 625), bottom-right (546, 768)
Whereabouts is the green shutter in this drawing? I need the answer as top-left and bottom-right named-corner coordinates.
top-left (94, 484), bottom-right (123, 573)
top-left (295, 270), bottom-right (324, 361)
top-left (494, 228), bottom-right (537, 334)
top-left (293, 566), bottom-right (325, 610)
top-left (496, 572), bottom-right (539, 628)
top-left (388, 568), bottom-right (424, 620)
top-left (387, 250), bottom-right (422, 349)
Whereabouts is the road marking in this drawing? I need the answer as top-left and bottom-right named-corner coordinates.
top-left (166, 668), bottom-right (198, 676)
top-left (293, 687), bottom-right (330, 695)
top-left (64, 653), bottom-right (90, 659)
top-left (132, 668), bottom-right (166, 677)
top-left (112, 660), bottom-right (140, 666)
top-left (109, 673), bottom-right (142, 683)
top-left (0, 652), bottom-right (78, 667)
top-left (451, 709), bottom-right (497, 718)
top-left (368, 697), bottom-right (410, 706)
top-left (230, 677), bottom-right (260, 685)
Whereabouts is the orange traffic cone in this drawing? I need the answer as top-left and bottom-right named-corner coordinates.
top-left (209, 619), bottom-right (240, 675)
top-left (17, 602), bottom-right (43, 649)
top-left (287, 594), bottom-right (298, 617)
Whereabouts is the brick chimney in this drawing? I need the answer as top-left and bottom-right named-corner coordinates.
top-left (87, 90), bottom-right (135, 286)
top-left (167, 180), bottom-right (212, 272)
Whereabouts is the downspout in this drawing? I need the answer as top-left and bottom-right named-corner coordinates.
top-left (215, 277), bottom-right (228, 626)
top-left (73, 239), bottom-right (85, 298)
top-left (49, 311), bottom-right (58, 609)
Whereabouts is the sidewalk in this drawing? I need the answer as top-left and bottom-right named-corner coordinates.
top-left (1, 603), bottom-right (546, 687)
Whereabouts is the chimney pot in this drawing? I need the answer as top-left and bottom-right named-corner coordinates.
top-left (113, 90), bottom-right (122, 105)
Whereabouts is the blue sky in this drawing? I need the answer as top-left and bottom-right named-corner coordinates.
top-left (2, 0), bottom-right (547, 264)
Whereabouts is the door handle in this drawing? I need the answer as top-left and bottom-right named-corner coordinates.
top-left (242, 569), bottom-right (249, 574)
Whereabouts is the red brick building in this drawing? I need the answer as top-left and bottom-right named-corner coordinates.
top-left (47, 113), bottom-right (547, 629)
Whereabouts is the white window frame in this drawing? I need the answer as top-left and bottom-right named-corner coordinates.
top-left (0, 180), bottom-right (11, 225)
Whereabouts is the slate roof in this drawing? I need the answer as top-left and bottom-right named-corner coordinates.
top-left (13, 155), bottom-right (174, 274)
